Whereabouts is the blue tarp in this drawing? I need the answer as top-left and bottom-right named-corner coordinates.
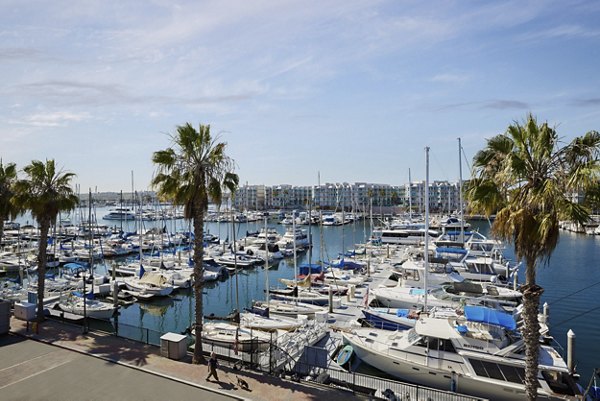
top-left (63, 263), bottom-right (86, 272)
top-left (464, 305), bottom-right (516, 331)
top-left (444, 231), bottom-right (473, 236)
top-left (326, 259), bottom-right (363, 270)
top-left (435, 247), bottom-right (468, 255)
top-left (396, 309), bottom-right (409, 317)
top-left (72, 291), bottom-right (94, 299)
top-left (299, 264), bottom-right (323, 276)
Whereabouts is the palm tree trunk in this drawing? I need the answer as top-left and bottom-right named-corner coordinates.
top-left (192, 207), bottom-right (206, 364)
top-left (0, 220), bottom-right (5, 243)
top-left (522, 260), bottom-right (544, 401)
top-left (36, 219), bottom-right (50, 324)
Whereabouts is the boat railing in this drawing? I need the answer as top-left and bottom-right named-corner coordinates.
top-left (293, 346), bottom-right (487, 401)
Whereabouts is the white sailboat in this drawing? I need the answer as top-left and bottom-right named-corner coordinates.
top-left (58, 294), bottom-right (116, 320)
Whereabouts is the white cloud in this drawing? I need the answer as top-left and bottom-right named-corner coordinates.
top-left (16, 111), bottom-right (91, 127)
top-left (518, 24), bottom-right (600, 41)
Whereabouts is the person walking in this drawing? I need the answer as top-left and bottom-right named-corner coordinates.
top-left (206, 352), bottom-right (220, 382)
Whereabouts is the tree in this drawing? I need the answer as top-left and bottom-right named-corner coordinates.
top-left (0, 160), bottom-right (18, 240)
top-left (12, 160), bottom-right (78, 323)
top-left (151, 122), bottom-right (238, 364)
top-left (465, 114), bottom-right (600, 400)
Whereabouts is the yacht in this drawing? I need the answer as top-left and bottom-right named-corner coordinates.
top-left (343, 306), bottom-right (583, 401)
top-left (372, 225), bottom-right (439, 245)
top-left (372, 282), bottom-right (521, 311)
top-left (276, 227), bottom-right (310, 250)
top-left (102, 208), bottom-right (136, 221)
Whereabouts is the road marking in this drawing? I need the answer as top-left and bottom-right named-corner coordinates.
top-left (0, 350), bottom-right (79, 391)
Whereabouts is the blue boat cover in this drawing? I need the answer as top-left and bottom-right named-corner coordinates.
top-left (63, 262), bottom-right (86, 272)
top-left (435, 247), bottom-right (468, 254)
top-left (444, 231), bottom-right (473, 236)
top-left (464, 305), bottom-right (516, 331)
top-left (299, 264), bottom-right (323, 276)
top-left (396, 309), bottom-right (409, 317)
top-left (71, 291), bottom-right (94, 299)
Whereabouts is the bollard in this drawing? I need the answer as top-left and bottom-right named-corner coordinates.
top-left (567, 329), bottom-right (576, 373)
top-left (541, 302), bottom-right (549, 325)
top-left (113, 281), bottom-right (119, 307)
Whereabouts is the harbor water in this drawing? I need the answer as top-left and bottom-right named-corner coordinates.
top-left (10, 208), bottom-right (600, 385)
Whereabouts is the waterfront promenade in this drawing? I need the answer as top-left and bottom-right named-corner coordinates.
top-left (2, 317), bottom-right (365, 401)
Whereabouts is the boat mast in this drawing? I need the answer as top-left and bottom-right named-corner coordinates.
top-left (232, 208), bottom-right (239, 311)
top-left (408, 168), bottom-right (412, 221)
top-left (424, 147), bottom-right (430, 311)
top-left (131, 171), bottom-right (135, 233)
top-left (264, 215), bottom-right (269, 307)
top-left (458, 137), bottom-right (465, 244)
top-left (292, 210), bottom-right (298, 303)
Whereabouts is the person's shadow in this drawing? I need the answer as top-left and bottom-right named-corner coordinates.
top-left (216, 380), bottom-right (236, 390)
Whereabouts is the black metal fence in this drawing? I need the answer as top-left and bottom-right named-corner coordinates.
top-left (72, 317), bottom-right (487, 401)
top-left (292, 346), bottom-right (488, 401)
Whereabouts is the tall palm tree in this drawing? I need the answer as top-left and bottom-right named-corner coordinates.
top-left (465, 114), bottom-right (600, 400)
top-left (151, 122), bottom-right (238, 364)
top-left (12, 160), bottom-right (78, 323)
top-left (0, 160), bottom-right (18, 240)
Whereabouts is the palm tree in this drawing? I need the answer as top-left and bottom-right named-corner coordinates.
top-left (151, 122), bottom-right (238, 364)
top-left (12, 160), bottom-right (79, 323)
top-left (0, 160), bottom-right (18, 240)
top-left (465, 114), bottom-right (600, 400)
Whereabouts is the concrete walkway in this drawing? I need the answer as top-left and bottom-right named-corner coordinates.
top-left (3, 317), bottom-right (365, 401)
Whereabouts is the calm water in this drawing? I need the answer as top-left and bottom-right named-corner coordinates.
top-left (12, 208), bottom-right (600, 384)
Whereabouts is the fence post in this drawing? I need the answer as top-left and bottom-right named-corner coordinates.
top-left (269, 332), bottom-right (273, 375)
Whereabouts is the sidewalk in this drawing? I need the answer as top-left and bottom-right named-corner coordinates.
top-left (6, 316), bottom-right (366, 401)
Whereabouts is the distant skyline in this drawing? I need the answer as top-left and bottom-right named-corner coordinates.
top-left (1, 1), bottom-right (599, 192)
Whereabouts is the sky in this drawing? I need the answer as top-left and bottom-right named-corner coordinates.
top-left (1, 0), bottom-right (599, 192)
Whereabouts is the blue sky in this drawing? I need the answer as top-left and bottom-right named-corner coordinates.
top-left (1, 0), bottom-right (599, 192)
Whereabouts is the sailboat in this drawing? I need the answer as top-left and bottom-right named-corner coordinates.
top-left (241, 216), bottom-right (305, 331)
top-left (57, 292), bottom-right (116, 320)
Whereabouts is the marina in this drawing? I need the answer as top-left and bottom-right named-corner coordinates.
top-left (2, 206), bottom-right (599, 400)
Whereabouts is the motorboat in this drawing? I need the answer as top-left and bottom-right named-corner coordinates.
top-left (372, 282), bottom-right (521, 311)
top-left (252, 299), bottom-right (325, 319)
top-left (361, 306), bottom-right (458, 331)
top-left (269, 286), bottom-right (329, 306)
top-left (343, 306), bottom-right (583, 401)
top-left (392, 257), bottom-right (464, 288)
top-left (276, 227), bottom-right (310, 250)
top-left (102, 208), bottom-right (136, 221)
